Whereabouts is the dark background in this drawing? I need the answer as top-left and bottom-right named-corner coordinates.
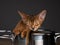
top-left (0, 0), bottom-right (60, 32)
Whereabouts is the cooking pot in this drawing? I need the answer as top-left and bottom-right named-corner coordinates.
top-left (29, 29), bottom-right (60, 45)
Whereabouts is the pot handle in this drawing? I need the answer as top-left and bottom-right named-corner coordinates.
top-left (55, 33), bottom-right (60, 43)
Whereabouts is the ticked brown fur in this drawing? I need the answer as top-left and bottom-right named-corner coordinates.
top-left (13, 10), bottom-right (47, 45)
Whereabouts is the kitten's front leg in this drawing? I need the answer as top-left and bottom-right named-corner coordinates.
top-left (26, 30), bottom-right (31, 45)
top-left (21, 30), bottom-right (27, 38)
top-left (13, 29), bottom-right (20, 37)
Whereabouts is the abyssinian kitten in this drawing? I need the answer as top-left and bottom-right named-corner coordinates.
top-left (13, 10), bottom-right (47, 45)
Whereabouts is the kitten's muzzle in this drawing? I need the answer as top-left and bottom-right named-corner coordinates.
top-left (32, 28), bottom-right (34, 30)
top-left (31, 28), bottom-right (35, 31)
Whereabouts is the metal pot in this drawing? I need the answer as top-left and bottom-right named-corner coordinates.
top-left (30, 29), bottom-right (60, 45)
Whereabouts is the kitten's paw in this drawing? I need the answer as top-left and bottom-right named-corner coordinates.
top-left (13, 30), bottom-right (20, 36)
top-left (21, 33), bottom-right (26, 38)
top-left (21, 31), bottom-right (27, 38)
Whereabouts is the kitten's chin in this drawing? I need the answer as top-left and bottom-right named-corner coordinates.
top-left (32, 28), bottom-right (38, 31)
top-left (29, 27), bottom-right (38, 31)
top-left (33, 29), bottom-right (37, 31)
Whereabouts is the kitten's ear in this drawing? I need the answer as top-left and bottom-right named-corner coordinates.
top-left (38, 10), bottom-right (47, 21)
top-left (17, 10), bottom-right (28, 19)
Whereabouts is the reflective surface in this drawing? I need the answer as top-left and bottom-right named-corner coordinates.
top-left (30, 29), bottom-right (60, 45)
top-left (0, 36), bottom-right (60, 45)
top-left (0, 29), bottom-right (60, 45)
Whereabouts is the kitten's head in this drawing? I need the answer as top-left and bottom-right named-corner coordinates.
top-left (18, 10), bottom-right (47, 31)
